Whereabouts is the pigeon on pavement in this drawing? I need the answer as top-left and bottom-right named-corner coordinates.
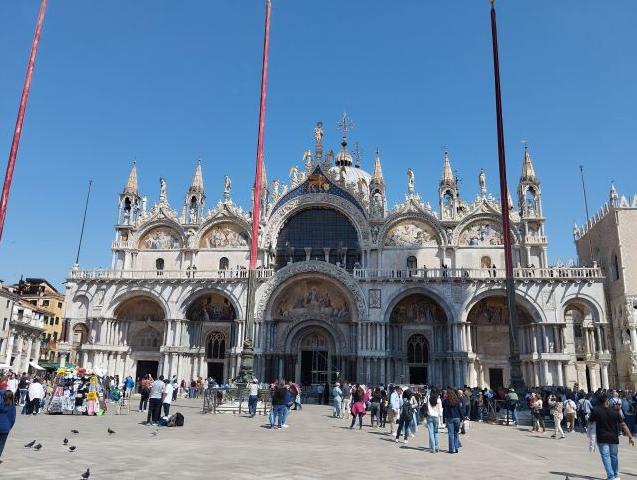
top-left (33, 443), bottom-right (42, 450)
top-left (81, 467), bottom-right (90, 479)
top-left (71, 429), bottom-right (80, 434)
top-left (69, 446), bottom-right (77, 452)
top-left (107, 428), bottom-right (116, 434)
top-left (24, 440), bottom-right (36, 448)
top-left (63, 437), bottom-right (69, 445)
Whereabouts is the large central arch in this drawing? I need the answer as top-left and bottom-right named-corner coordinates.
top-left (258, 267), bottom-right (360, 384)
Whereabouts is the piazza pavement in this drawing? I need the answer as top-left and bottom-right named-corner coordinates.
top-left (1, 399), bottom-right (636, 479)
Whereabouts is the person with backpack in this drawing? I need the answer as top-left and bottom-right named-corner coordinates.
top-left (548, 393), bottom-right (565, 439)
top-left (578, 393), bottom-right (593, 431)
top-left (564, 395), bottom-right (577, 432)
top-left (443, 388), bottom-right (464, 454)
top-left (395, 390), bottom-right (414, 444)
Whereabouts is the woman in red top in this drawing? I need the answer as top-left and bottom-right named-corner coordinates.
top-left (349, 384), bottom-right (366, 430)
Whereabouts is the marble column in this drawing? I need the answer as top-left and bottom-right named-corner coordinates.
top-left (533, 362), bottom-right (540, 387)
top-left (601, 364), bottom-right (609, 389)
top-left (4, 332), bottom-right (15, 365)
top-left (630, 327), bottom-right (637, 352)
top-left (23, 337), bottom-right (33, 371)
top-left (532, 326), bottom-right (538, 354)
top-left (557, 361), bottom-right (564, 386)
top-left (82, 351), bottom-right (89, 369)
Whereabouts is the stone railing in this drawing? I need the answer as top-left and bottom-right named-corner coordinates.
top-left (352, 267), bottom-right (603, 281)
top-left (69, 269), bottom-right (274, 281)
top-left (524, 235), bottom-right (547, 244)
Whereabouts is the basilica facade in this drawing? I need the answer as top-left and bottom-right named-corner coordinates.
top-left (59, 117), bottom-right (614, 390)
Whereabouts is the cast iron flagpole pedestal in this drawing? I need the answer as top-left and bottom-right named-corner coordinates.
top-left (489, 0), bottom-right (525, 391)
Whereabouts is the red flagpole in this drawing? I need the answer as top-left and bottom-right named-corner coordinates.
top-left (249, 0), bottom-right (272, 271)
top-left (489, 0), bottom-right (525, 390)
top-left (0, 0), bottom-right (48, 243)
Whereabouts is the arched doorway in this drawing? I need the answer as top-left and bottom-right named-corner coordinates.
top-left (115, 296), bottom-right (165, 381)
top-left (205, 331), bottom-right (226, 383)
top-left (407, 334), bottom-right (429, 384)
top-left (467, 296), bottom-right (534, 388)
top-left (298, 329), bottom-right (331, 386)
top-left (564, 301), bottom-right (606, 390)
top-left (388, 292), bottom-right (447, 385)
top-left (185, 292), bottom-right (237, 382)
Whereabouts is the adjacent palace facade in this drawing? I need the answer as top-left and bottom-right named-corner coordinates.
top-left (59, 118), bottom-right (626, 390)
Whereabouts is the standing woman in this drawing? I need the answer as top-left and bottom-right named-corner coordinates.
top-left (426, 390), bottom-right (443, 453)
top-left (443, 388), bottom-right (464, 454)
top-left (332, 382), bottom-right (343, 418)
top-left (549, 393), bottom-right (565, 439)
top-left (0, 391), bottom-right (17, 463)
top-left (349, 384), bottom-right (366, 430)
top-left (139, 374), bottom-right (151, 412)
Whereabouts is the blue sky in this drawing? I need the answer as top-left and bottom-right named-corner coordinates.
top-left (0, 1), bottom-right (635, 289)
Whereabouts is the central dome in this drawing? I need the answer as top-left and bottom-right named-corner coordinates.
top-left (328, 165), bottom-right (372, 186)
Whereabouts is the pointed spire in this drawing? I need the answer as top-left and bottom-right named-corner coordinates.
top-left (610, 182), bottom-right (618, 204)
top-left (520, 143), bottom-right (537, 182)
top-left (188, 159), bottom-right (204, 194)
top-left (372, 148), bottom-right (384, 184)
top-left (123, 162), bottom-right (138, 195)
top-left (441, 148), bottom-right (455, 186)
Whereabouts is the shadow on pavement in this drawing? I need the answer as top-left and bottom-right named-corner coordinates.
top-left (549, 472), bottom-right (603, 480)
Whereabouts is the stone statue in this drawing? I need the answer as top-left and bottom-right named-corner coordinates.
top-left (371, 192), bottom-right (383, 218)
top-left (289, 166), bottom-right (299, 185)
top-left (159, 177), bottom-right (167, 203)
top-left (314, 121), bottom-right (324, 144)
top-left (479, 168), bottom-right (487, 195)
top-left (142, 196), bottom-right (147, 213)
top-left (272, 179), bottom-right (280, 197)
top-left (303, 149), bottom-right (312, 171)
top-left (407, 168), bottom-right (415, 195)
top-left (224, 175), bottom-right (232, 195)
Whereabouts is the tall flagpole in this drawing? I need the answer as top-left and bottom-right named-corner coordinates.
top-left (0, 0), bottom-right (48, 243)
top-left (74, 180), bottom-right (93, 265)
top-left (489, 0), bottom-right (525, 390)
top-left (237, 0), bottom-right (272, 384)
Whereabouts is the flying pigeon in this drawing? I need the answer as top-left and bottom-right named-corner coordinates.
top-left (24, 440), bottom-right (36, 448)
top-left (63, 437), bottom-right (69, 445)
top-left (81, 468), bottom-right (90, 479)
top-left (33, 443), bottom-right (42, 450)
top-left (107, 428), bottom-right (116, 434)
top-left (69, 446), bottom-right (77, 452)
top-left (71, 429), bottom-right (80, 434)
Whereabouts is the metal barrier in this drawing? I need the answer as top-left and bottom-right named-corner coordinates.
top-left (202, 387), bottom-right (271, 415)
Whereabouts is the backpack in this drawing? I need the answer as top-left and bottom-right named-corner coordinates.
top-left (168, 412), bottom-right (185, 427)
top-left (400, 401), bottom-right (414, 422)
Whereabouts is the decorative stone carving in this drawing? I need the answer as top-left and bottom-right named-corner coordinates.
top-left (201, 223), bottom-right (248, 248)
top-left (459, 221), bottom-right (503, 246)
top-left (140, 227), bottom-right (181, 250)
top-left (273, 279), bottom-right (350, 320)
top-left (369, 289), bottom-right (381, 309)
top-left (384, 221), bottom-right (438, 247)
top-left (255, 261), bottom-right (366, 323)
top-left (390, 294), bottom-right (445, 324)
top-left (186, 293), bottom-right (236, 322)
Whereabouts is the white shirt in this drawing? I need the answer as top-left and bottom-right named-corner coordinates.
top-left (389, 391), bottom-right (401, 411)
top-left (28, 382), bottom-right (45, 400)
top-left (163, 383), bottom-right (174, 404)
top-left (426, 398), bottom-right (443, 418)
top-left (249, 383), bottom-right (259, 396)
top-left (7, 378), bottom-right (18, 393)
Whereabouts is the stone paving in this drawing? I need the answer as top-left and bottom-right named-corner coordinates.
top-left (1, 399), bottom-right (636, 479)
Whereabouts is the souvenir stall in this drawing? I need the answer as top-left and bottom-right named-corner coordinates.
top-left (46, 367), bottom-right (109, 415)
